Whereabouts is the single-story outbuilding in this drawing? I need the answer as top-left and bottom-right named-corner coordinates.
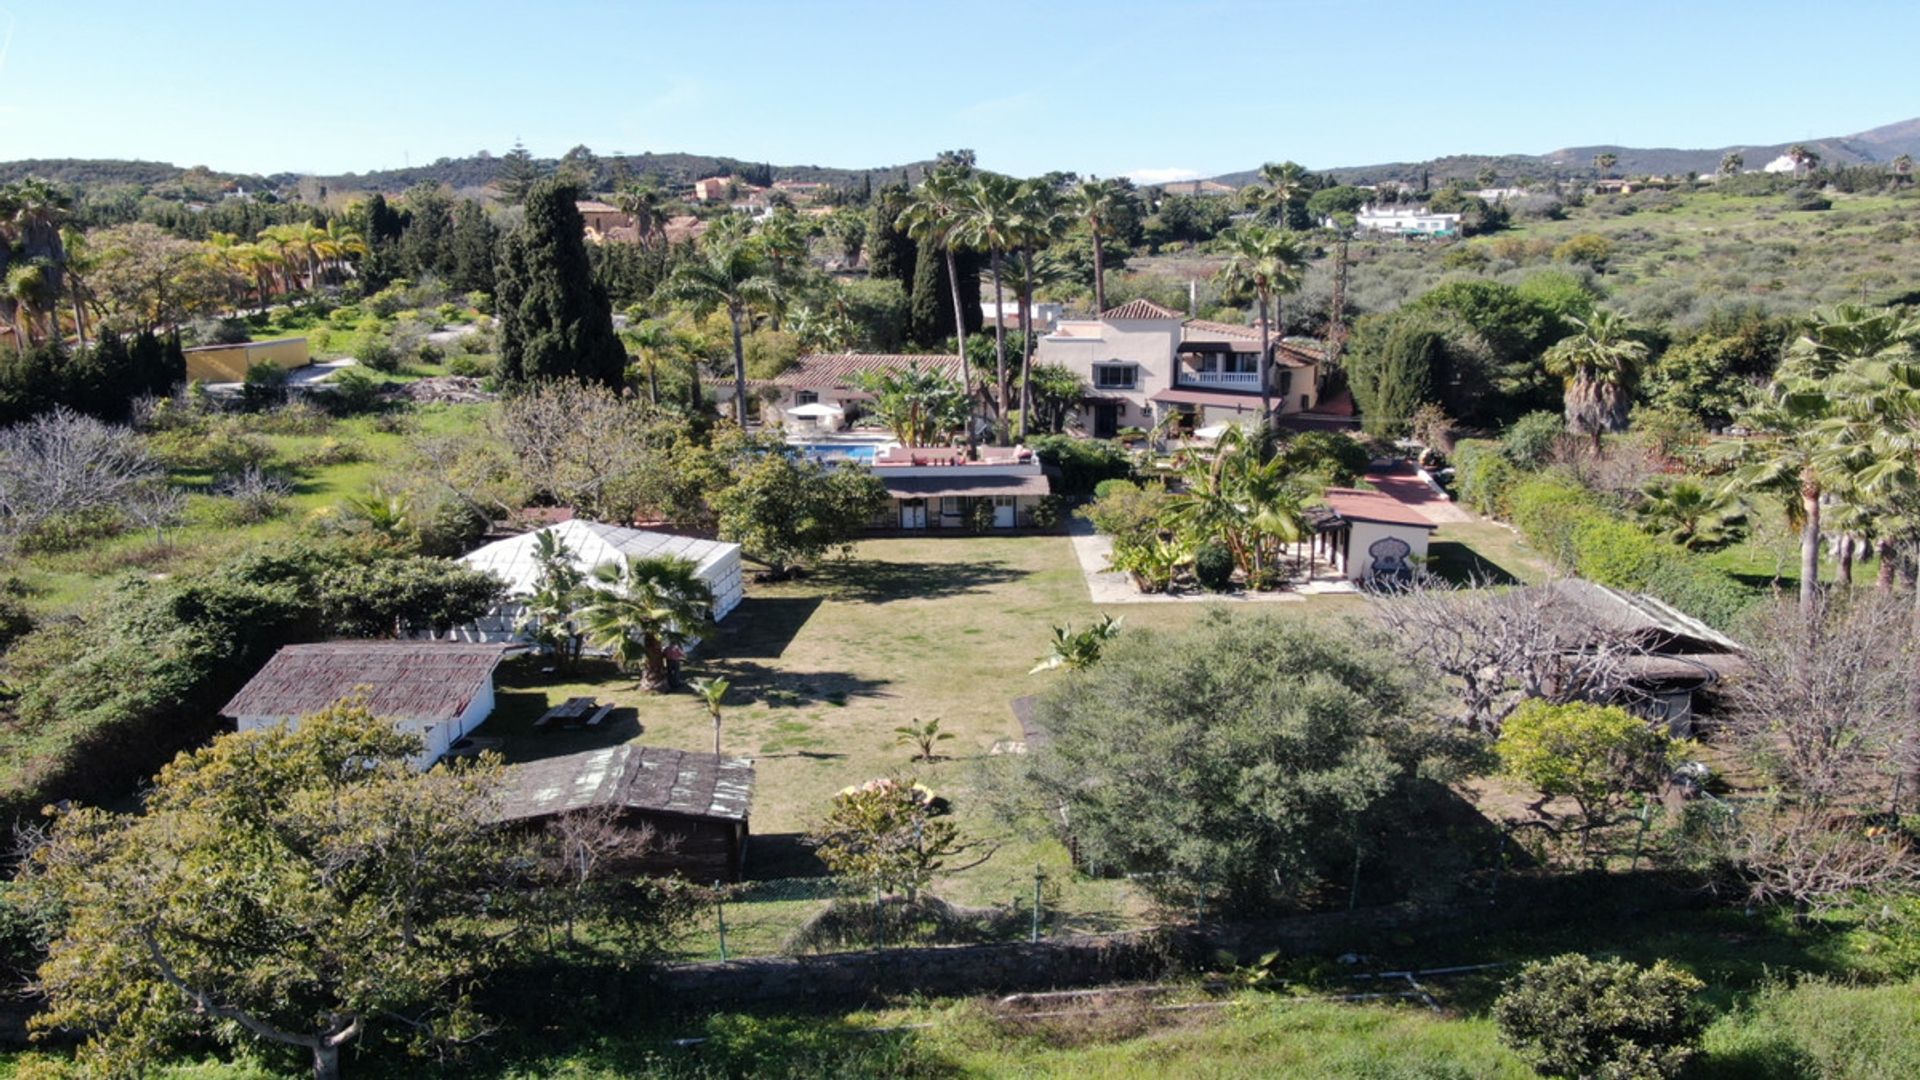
top-left (183, 336), bottom-right (310, 383)
top-left (869, 444), bottom-right (1051, 530)
top-left (489, 744), bottom-right (755, 881)
top-left (221, 642), bottom-right (509, 767)
top-left (447, 520), bottom-right (744, 643)
top-left (1538, 579), bottom-right (1744, 730)
top-left (1310, 487), bottom-right (1438, 581)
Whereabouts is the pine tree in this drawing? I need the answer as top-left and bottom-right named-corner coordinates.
top-left (496, 140), bottom-right (544, 205)
top-left (495, 180), bottom-right (627, 388)
top-left (399, 184), bottom-right (457, 280)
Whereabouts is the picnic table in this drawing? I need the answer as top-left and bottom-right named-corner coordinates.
top-left (534, 696), bottom-right (611, 729)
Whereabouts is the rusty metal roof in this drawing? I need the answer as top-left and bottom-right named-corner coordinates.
top-left (221, 642), bottom-right (508, 722)
top-left (490, 745), bottom-right (755, 824)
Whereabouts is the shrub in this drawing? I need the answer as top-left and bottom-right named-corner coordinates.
top-left (355, 334), bottom-right (401, 373)
top-left (1029, 494), bottom-right (1067, 530)
top-left (239, 360), bottom-right (289, 412)
top-left (322, 368), bottom-right (385, 416)
top-left (1454, 441), bottom-right (1519, 516)
top-left (445, 353), bottom-right (496, 378)
top-left (1554, 233), bottom-right (1614, 269)
top-left (1193, 541), bottom-right (1235, 591)
top-left (1494, 953), bottom-right (1705, 1079)
top-left (1031, 435), bottom-right (1132, 496)
top-left (1641, 558), bottom-right (1756, 629)
top-left (1503, 411), bottom-right (1566, 468)
top-left (1078, 480), bottom-right (1167, 546)
top-left (965, 498), bottom-right (996, 534)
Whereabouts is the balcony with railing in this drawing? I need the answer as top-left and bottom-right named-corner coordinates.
top-left (1176, 368), bottom-right (1261, 389)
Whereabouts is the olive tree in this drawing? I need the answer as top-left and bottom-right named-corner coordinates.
top-left (22, 702), bottom-right (523, 1080)
top-left (1017, 612), bottom-right (1459, 912)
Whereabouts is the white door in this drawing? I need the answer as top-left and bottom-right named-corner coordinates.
top-left (993, 496), bottom-right (1016, 528)
top-left (900, 500), bottom-right (927, 529)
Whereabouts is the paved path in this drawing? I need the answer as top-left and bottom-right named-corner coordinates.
top-left (1364, 463), bottom-right (1475, 524)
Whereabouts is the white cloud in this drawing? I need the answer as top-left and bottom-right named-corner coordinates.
top-left (1125, 167), bottom-right (1202, 184)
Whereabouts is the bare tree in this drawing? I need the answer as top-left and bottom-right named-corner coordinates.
top-left (538, 807), bottom-right (668, 946)
top-left (125, 482), bottom-right (188, 546)
top-left (1369, 575), bottom-right (1653, 735)
top-left (0, 408), bottom-right (167, 539)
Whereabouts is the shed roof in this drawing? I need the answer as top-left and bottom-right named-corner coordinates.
top-left (461, 520), bottom-right (738, 597)
top-left (775, 353), bottom-right (964, 392)
top-left (1320, 487), bottom-right (1438, 529)
top-left (490, 744), bottom-right (754, 824)
top-left (222, 642), bottom-right (508, 722)
top-left (1538, 579), bottom-right (1742, 654)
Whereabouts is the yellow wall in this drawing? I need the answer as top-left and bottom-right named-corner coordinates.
top-left (183, 337), bottom-right (310, 383)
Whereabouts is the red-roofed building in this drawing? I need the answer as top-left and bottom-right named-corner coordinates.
top-left (765, 353), bottom-right (967, 427)
top-left (1034, 301), bottom-right (1345, 439)
top-left (222, 642), bottom-right (510, 767)
top-left (1310, 488), bottom-right (1438, 582)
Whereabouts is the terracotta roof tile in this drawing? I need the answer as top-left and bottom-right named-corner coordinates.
top-left (222, 642), bottom-right (509, 722)
top-left (775, 353), bottom-right (963, 392)
top-left (1100, 298), bottom-right (1184, 320)
top-left (1320, 488), bottom-right (1437, 529)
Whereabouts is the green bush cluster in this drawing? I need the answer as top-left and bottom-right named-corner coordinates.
top-left (1030, 435), bottom-right (1132, 496)
top-left (1508, 478), bottom-right (1754, 628)
top-left (1453, 440), bottom-right (1520, 516)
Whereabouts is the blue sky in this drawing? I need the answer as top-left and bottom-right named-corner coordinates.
top-left (2, 1), bottom-right (1916, 180)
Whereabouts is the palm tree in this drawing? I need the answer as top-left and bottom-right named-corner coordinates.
top-left (613, 181), bottom-right (668, 248)
top-left (515, 531), bottom-right (588, 670)
top-left (897, 167), bottom-right (978, 446)
top-left (3, 261), bottom-right (58, 351)
top-left (851, 362), bottom-right (971, 446)
top-left (1541, 310), bottom-right (1648, 452)
top-left (1069, 177), bottom-right (1127, 312)
top-left (1894, 154), bottom-right (1915, 184)
top-left (1163, 426), bottom-right (1309, 588)
top-left (689, 676), bottom-right (731, 756)
top-left (1008, 179), bottom-right (1065, 441)
top-left (314, 220), bottom-right (368, 286)
top-left (1593, 152), bottom-right (1619, 177)
top-left (577, 555), bottom-right (714, 692)
top-left (1246, 161), bottom-right (1311, 227)
top-left (960, 173), bottom-right (1022, 443)
top-left (1214, 224), bottom-right (1309, 431)
top-left (1786, 144), bottom-right (1820, 173)
top-left (663, 230), bottom-right (782, 425)
top-left (1719, 151), bottom-right (1745, 178)
top-left (625, 318), bottom-right (677, 407)
top-left (1634, 478), bottom-right (1747, 550)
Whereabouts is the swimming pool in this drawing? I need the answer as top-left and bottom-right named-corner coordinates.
top-left (795, 443), bottom-right (878, 463)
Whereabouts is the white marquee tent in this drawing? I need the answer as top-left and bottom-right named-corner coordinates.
top-left (443, 520), bottom-right (745, 644)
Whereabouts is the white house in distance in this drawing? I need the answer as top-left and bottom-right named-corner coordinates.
top-left (1309, 488), bottom-right (1437, 582)
top-left (1034, 299), bottom-right (1329, 438)
top-left (1352, 204), bottom-right (1463, 237)
top-left (221, 642), bottom-right (509, 768)
top-left (449, 520), bottom-right (745, 643)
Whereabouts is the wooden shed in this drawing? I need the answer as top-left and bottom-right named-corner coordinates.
top-left (489, 745), bottom-right (755, 881)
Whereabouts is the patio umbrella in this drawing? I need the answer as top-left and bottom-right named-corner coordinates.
top-left (785, 402), bottom-right (845, 418)
top-left (1192, 422), bottom-right (1232, 441)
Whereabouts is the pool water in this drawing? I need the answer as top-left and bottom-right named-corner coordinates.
top-left (796, 443), bottom-right (878, 463)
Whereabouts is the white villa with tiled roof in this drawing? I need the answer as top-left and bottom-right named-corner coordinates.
top-left (1034, 299), bottom-right (1332, 437)
top-left (764, 353), bottom-right (967, 424)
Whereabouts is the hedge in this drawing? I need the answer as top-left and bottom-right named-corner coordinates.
top-left (1506, 477), bottom-right (1756, 629)
top-left (1031, 435), bottom-right (1133, 496)
top-left (1454, 440), bottom-right (1520, 517)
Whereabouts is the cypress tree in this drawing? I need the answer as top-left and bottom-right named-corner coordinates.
top-left (449, 200), bottom-right (498, 296)
top-left (865, 182), bottom-right (916, 290)
top-left (906, 245), bottom-right (985, 347)
top-left (494, 179), bottom-right (626, 388)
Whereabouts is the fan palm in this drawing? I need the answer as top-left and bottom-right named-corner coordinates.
top-left (1068, 177), bottom-right (1127, 312)
top-left (663, 231), bottom-right (782, 425)
top-left (1542, 310), bottom-right (1647, 452)
top-left (1244, 161), bottom-right (1311, 227)
top-left (1214, 224), bottom-right (1309, 430)
top-left (1634, 477), bottom-right (1747, 550)
top-left (577, 555), bottom-right (714, 692)
top-left (613, 181), bottom-right (669, 248)
top-left (624, 318), bottom-right (678, 407)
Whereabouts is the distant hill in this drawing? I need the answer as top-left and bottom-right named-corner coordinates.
top-left (0, 150), bottom-right (939, 200)
top-left (1212, 115), bottom-right (1920, 187)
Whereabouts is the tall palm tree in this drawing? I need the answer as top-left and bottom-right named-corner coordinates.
top-left (1008, 179), bottom-right (1064, 441)
top-left (1001, 250), bottom-right (1065, 442)
top-left (1719, 151), bottom-right (1745, 178)
top-left (897, 166), bottom-right (978, 446)
top-left (1593, 152), bottom-right (1619, 177)
top-left (577, 555), bottom-right (714, 692)
top-left (663, 230), bottom-right (782, 425)
top-left (625, 318), bottom-right (677, 407)
top-left (1214, 224), bottom-right (1309, 431)
top-left (1069, 177), bottom-right (1127, 313)
top-left (1541, 309), bottom-right (1648, 451)
top-left (960, 173), bottom-right (1022, 444)
top-left (1246, 161), bottom-right (1311, 228)
top-left (314, 220), bottom-right (368, 285)
top-left (613, 181), bottom-right (668, 248)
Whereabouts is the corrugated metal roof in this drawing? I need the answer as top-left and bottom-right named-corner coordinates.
top-left (1540, 580), bottom-right (1742, 653)
top-left (775, 353), bottom-right (963, 391)
top-left (490, 744), bottom-right (755, 824)
top-left (461, 521), bottom-right (739, 597)
top-left (222, 642), bottom-right (508, 721)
